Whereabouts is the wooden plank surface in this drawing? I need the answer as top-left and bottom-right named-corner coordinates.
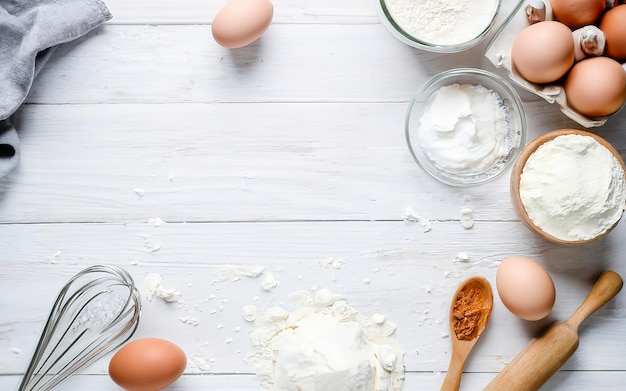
top-left (1, 0), bottom-right (625, 390)
top-left (2, 372), bottom-right (626, 391)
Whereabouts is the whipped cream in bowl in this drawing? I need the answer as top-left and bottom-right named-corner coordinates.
top-left (406, 68), bottom-right (526, 186)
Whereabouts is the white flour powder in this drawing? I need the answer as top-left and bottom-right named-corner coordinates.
top-left (215, 264), bottom-right (265, 281)
top-left (385, 0), bottom-right (499, 45)
top-left (143, 273), bottom-right (182, 303)
top-left (520, 134), bottom-right (626, 241)
top-left (248, 289), bottom-right (405, 391)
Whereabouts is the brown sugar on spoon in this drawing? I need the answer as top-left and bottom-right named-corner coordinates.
top-left (452, 280), bottom-right (490, 341)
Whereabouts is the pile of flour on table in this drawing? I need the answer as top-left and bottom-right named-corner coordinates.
top-left (248, 289), bottom-right (405, 390)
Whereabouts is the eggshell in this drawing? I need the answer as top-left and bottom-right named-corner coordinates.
top-left (109, 338), bottom-right (187, 391)
top-left (564, 56), bottom-right (626, 118)
top-left (550, 0), bottom-right (605, 29)
top-left (600, 4), bottom-right (626, 62)
top-left (212, 0), bottom-right (274, 49)
top-left (511, 21), bottom-right (575, 84)
top-left (496, 256), bottom-right (556, 321)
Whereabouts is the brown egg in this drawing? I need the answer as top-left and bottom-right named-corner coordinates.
top-left (212, 0), bottom-right (274, 49)
top-left (496, 256), bottom-right (556, 321)
top-left (109, 338), bottom-right (187, 391)
top-left (564, 56), bottom-right (626, 118)
top-left (600, 4), bottom-right (626, 61)
top-left (511, 21), bottom-right (575, 84)
top-left (550, 0), bottom-right (605, 29)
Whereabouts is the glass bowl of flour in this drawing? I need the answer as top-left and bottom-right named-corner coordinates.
top-left (405, 68), bottom-right (526, 186)
top-left (376, 0), bottom-right (502, 52)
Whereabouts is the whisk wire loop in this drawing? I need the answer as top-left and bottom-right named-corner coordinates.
top-left (18, 265), bottom-right (141, 391)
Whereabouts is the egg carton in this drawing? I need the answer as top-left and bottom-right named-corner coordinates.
top-left (484, 0), bottom-right (607, 128)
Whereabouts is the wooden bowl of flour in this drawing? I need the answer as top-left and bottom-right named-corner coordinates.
top-left (511, 129), bottom-right (626, 245)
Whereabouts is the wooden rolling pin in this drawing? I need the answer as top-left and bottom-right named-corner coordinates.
top-left (483, 270), bottom-right (623, 391)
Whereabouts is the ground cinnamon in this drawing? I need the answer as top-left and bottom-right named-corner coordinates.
top-left (453, 281), bottom-right (487, 341)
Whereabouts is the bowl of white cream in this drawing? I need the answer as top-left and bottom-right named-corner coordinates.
top-left (511, 129), bottom-right (626, 245)
top-left (376, 0), bottom-right (502, 52)
top-left (405, 68), bottom-right (526, 186)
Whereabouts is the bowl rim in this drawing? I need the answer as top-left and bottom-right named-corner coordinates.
top-left (510, 128), bottom-right (626, 245)
top-left (405, 67), bottom-right (527, 187)
top-left (375, 0), bottom-right (502, 53)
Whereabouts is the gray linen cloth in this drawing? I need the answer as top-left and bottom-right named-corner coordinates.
top-left (0, 0), bottom-right (112, 179)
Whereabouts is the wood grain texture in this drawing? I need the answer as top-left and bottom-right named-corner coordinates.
top-left (1, 0), bottom-right (625, 390)
top-left (2, 371), bottom-right (625, 390)
top-left (104, 0), bottom-right (380, 25)
top-left (4, 101), bottom-right (606, 223)
top-left (1, 222), bottom-right (624, 375)
top-left (25, 24), bottom-right (479, 104)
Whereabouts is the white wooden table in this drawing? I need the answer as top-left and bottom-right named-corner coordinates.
top-left (1, 0), bottom-right (625, 389)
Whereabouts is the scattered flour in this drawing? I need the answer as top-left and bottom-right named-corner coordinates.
top-left (261, 273), bottom-right (279, 291)
top-left (319, 257), bottom-right (345, 269)
top-left (319, 257), bottom-right (345, 282)
top-left (242, 304), bottom-right (258, 322)
top-left (143, 273), bottom-right (182, 303)
top-left (248, 289), bottom-right (405, 391)
top-left (188, 353), bottom-right (211, 371)
top-left (178, 315), bottom-right (200, 326)
top-left (139, 234), bottom-right (162, 253)
top-left (460, 208), bottom-right (474, 229)
top-left (402, 207), bottom-right (432, 232)
top-left (47, 250), bottom-right (63, 264)
top-left (452, 253), bottom-right (470, 263)
top-left (215, 265), bottom-right (266, 282)
top-left (148, 217), bottom-right (166, 227)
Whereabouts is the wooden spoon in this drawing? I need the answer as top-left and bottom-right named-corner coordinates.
top-left (440, 276), bottom-right (494, 391)
top-left (483, 270), bottom-right (623, 391)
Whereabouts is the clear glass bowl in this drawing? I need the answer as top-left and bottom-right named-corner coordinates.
top-left (376, 0), bottom-right (502, 53)
top-left (405, 68), bottom-right (526, 186)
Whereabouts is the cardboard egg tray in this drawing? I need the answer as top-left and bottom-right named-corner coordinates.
top-left (485, 0), bottom-right (608, 127)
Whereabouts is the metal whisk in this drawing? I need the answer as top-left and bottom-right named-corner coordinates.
top-left (18, 265), bottom-right (142, 391)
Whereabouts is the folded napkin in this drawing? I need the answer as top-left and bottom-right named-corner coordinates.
top-left (0, 0), bottom-right (112, 179)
